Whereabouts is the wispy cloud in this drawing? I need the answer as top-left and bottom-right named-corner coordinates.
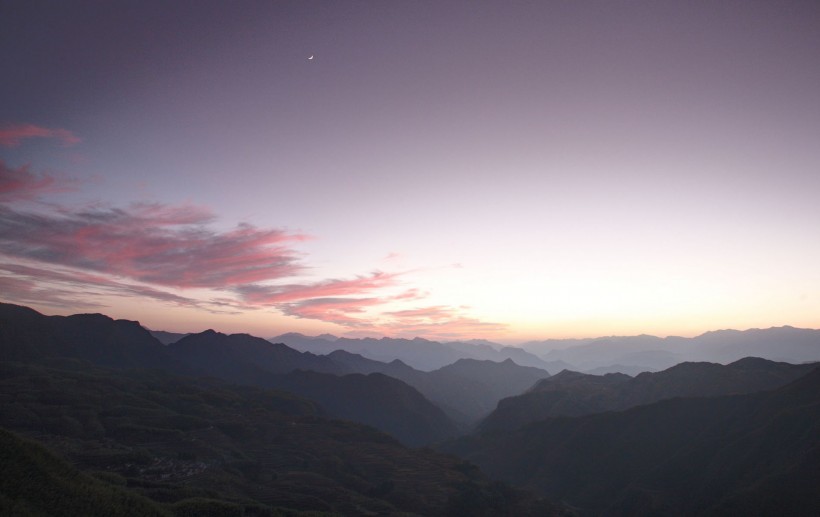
top-left (0, 123), bottom-right (81, 147)
top-left (0, 262), bottom-right (245, 313)
top-left (237, 271), bottom-right (398, 304)
top-left (0, 203), bottom-right (304, 289)
top-left (0, 126), bottom-right (501, 338)
top-left (0, 199), bottom-right (501, 338)
top-left (278, 294), bottom-right (507, 339)
top-left (0, 160), bottom-right (72, 201)
top-left (281, 297), bottom-right (384, 327)
top-left (390, 288), bottom-right (428, 301)
top-left (380, 305), bottom-right (508, 339)
top-left (0, 274), bottom-right (107, 309)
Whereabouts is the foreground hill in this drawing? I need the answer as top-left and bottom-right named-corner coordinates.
top-left (0, 427), bottom-right (168, 516)
top-left (0, 304), bottom-right (457, 446)
top-left (479, 357), bottom-right (816, 432)
top-left (0, 361), bottom-right (568, 516)
top-left (442, 365), bottom-right (820, 515)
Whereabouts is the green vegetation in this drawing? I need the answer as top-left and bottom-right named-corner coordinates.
top-left (0, 427), bottom-right (168, 516)
top-left (0, 361), bottom-right (567, 516)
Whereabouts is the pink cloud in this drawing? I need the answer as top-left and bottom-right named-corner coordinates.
top-left (385, 305), bottom-right (456, 320)
top-left (0, 274), bottom-right (107, 309)
top-left (390, 288), bottom-right (428, 301)
top-left (237, 271), bottom-right (398, 304)
top-left (0, 123), bottom-right (81, 147)
top-left (378, 304), bottom-right (507, 340)
top-left (281, 297), bottom-right (383, 327)
top-left (0, 262), bottom-right (250, 314)
top-left (0, 203), bottom-right (304, 289)
top-left (0, 160), bottom-right (71, 201)
top-left (0, 161), bottom-right (502, 337)
top-left (277, 292), bottom-right (507, 340)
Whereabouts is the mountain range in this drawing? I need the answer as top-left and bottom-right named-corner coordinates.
top-left (479, 357), bottom-right (816, 433)
top-left (441, 364), bottom-right (820, 515)
top-left (325, 350), bottom-right (549, 425)
top-left (0, 302), bottom-right (570, 515)
top-left (4, 301), bottom-right (820, 515)
top-left (269, 332), bottom-right (554, 371)
top-left (0, 303), bottom-right (549, 442)
top-left (267, 326), bottom-right (820, 376)
top-left (521, 327), bottom-right (820, 372)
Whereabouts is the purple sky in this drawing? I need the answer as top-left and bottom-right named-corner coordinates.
top-left (2, 1), bottom-right (819, 342)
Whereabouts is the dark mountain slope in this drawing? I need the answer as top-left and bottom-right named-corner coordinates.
top-left (267, 370), bottom-right (460, 446)
top-left (0, 305), bottom-right (459, 446)
top-left (326, 351), bottom-right (550, 425)
top-left (167, 331), bottom-right (458, 445)
top-left (167, 329), bottom-right (345, 380)
top-left (0, 303), bottom-right (177, 371)
top-left (0, 361), bottom-right (569, 516)
top-left (480, 358), bottom-right (815, 432)
top-left (442, 366), bottom-right (820, 515)
top-left (426, 359), bottom-right (550, 422)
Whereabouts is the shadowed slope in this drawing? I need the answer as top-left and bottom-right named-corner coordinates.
top-left (0, 303), bottom-right (459, 446)
top-left (0, 303), bottom-right (178, 371)
top-left (480, 358), bottom-right (815, 432)
top-left (0, 361), bottom-right (569, 516)
top-left (442, 366), bottom-right (820, 515)
top-left (326, 351), bottom-right (550, 425)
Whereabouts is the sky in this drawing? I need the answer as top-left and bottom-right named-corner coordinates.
top-left (1, 0), bottom-right (819, 343)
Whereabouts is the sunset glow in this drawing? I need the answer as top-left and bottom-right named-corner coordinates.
top-left (2, 1), bottom-right (819, 342)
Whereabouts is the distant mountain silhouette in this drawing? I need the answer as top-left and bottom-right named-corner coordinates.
top-left (442, 340), bottom-right (549, 369)
top-left (146, 329), bottom-right (189, 345)
top-left (427, 358), bottom-right (550, 423)
top-left (442, 365), bottom-right (820, 515)
top-left (271, 333), bottom-right (553, 371)
top-left (270, 334), bottom-right (468, 370)
top-left (480, 357), bottom-right (816, 433)
top-left (522, 327), bottom-right (820, 371)
top-left (583, 364), bottom-right (654, 376)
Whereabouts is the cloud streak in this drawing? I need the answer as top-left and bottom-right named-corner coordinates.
top-left (0, 160), bottom-right (71, 201)
top-left (0, 203), bottom-right (304, 289)
top-left (0, 123), bottom-right (81, 147)
top-left (237, 271), bottom-right (399, 304)
top-left (281, 297), bottom-right (384, 327)
top-left (0, 132), bottom-right (502, 338)
top-left (0, 262), bottom-right (247, 313)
